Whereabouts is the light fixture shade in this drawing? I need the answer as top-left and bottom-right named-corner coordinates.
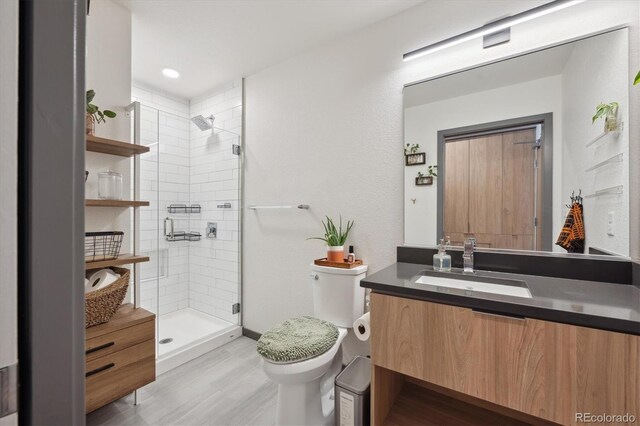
top-left (403, 0), bottom-right (584, 62)
top-left (162, 68), bottom-right (180, 78)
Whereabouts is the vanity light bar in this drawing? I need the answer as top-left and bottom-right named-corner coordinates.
top-left (403, 0), bottom-right (584, 62)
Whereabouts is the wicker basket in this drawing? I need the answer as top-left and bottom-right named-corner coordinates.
top-left (85, 267), bottom-right (130, 328)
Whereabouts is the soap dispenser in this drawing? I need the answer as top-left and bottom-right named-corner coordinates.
top-left (433, 238), bottom-right (452, 272)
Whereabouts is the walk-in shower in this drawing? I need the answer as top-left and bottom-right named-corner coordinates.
top-left (134, 81), bottom-right (243, 374)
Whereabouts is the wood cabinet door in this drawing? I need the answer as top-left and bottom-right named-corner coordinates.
top-left (370, 293), bottom-right (494, 398)
top-left (468, 134), bottom-right (503, 236)
top-left (502, 129), bottom-right (536, 249)
top-left (490, 313), bottom-right (571, 424)
top-left (370, 292), bottom-right (427, 380)
top-left (444, 139), bottom-right (470, 239)
top-left (574, 326), bottom-right (639, 423)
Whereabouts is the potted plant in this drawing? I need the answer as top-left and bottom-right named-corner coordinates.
top-left (592, 102), bottom-right (619, 133)
top-left (416, 165), bottom-right (437, 185)
top-left (86, 89), bottom-right (117, 136)
top-left (404, 143), bottom-right (426, 165)
top-left (307, 216), bottom-right (354, 262)
top-left (404, 143), bottom-right (419, 155)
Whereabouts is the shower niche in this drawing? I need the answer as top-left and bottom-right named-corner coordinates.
top-left (134, 79), bottom-right (243, 374)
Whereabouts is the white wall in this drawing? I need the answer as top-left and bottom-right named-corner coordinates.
top-left (85, 0), bottom-right (133, 254)
top-left (561, 30), bottom-right (630, 256)
top-left (0, 1), bottom-right (18, 424)
top-left (244, 0), bottom-right (639, 334)
top-left (404, 76), bottom-right (563, 247)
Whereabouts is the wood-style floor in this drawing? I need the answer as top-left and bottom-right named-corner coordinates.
top-left (86, 337), bottom-right (277, 426)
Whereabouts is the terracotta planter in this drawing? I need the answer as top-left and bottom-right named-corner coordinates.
top-left (86, 113), bottom-right (95, 136)
top-left (327, 246), bottom-right (344, 262)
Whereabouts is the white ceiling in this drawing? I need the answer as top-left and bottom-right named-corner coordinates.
top-left (121, 0), bottom-right (424, 99)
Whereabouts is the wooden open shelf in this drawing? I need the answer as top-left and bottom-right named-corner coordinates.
top-left (86, 134), bottom-right (150, 157)
top-left (86, 199), bottom-right (149, 207)
top-left (373, 366), bottom-right (553, 426)
top-left (85, 254), bottom-right (149, 270)
top-left (383, 381), bottom-right (533, 426)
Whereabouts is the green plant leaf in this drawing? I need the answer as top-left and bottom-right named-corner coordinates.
top-left (103, 110), bottom-right (117, 118)
top-left (308, 215), bottom-right (354, 246)
top-left (634, 70), bottom-right (640, 86)
top-left (86, 89), bottom-right (95, 103)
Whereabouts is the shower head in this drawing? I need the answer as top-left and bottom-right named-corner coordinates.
top-left (191, 114), bottom-right (215, 131)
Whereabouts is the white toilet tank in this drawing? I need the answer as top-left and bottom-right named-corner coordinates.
top-left (309, 263), bottom-right (368, 328)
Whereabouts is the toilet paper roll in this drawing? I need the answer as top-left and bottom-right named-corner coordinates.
top-left (353, 312), bottom-right (371, 342)
top-left (86, 269), bottom-right (120, 293)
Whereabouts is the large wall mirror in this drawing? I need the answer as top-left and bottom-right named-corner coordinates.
top-left (404, 28), bottom-right (632, 257)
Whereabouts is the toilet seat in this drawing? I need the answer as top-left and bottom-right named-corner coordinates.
top-left (262, 327), bottom-right (347, 381)
top-left (257, 316), bottom-right (339, 364)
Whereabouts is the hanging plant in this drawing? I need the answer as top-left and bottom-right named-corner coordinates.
top-left (592, 102), bottom-right (619, 133)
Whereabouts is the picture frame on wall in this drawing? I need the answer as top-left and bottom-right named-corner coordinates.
top-left (405, 152), bottom-right (426, 166)
top-left (415, 175), bottom-right (433, 186)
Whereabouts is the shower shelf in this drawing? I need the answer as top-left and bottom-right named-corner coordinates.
top-left (585, 126), bottom-right (622, 147)
top-left (584, 185), bottom-right (624, 199)
top-left (167, 204), bottom-right (201, 214)
top-left (165, 231), bottom-right (201, 242)
top-left (584, 153), bottom-right (623, 172)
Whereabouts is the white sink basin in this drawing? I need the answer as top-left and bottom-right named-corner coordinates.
top-left (415, 275), bottom-right (532, 298)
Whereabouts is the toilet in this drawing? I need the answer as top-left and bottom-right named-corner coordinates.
top-left (258, 263), bottom-right (367, 426)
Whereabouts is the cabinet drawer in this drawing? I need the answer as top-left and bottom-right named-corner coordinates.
top-left (85, 339), bottom-right (155, 413)
top-left (86, 318), bottom-right (154, 362)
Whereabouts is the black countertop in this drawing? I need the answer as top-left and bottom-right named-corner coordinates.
top-left (361, 262), bottom-right (640, 336)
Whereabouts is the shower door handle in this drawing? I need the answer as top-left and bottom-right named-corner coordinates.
top-left (164, 217), bottom-right (174, 240)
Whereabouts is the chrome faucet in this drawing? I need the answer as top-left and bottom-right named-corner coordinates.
top-left (463, 237), bottom-right (476, 273)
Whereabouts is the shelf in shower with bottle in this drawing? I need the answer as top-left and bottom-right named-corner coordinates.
top-left (165, 231), bottom-right (202, 242)
top-left (167, 204), bottom-right (201, 214)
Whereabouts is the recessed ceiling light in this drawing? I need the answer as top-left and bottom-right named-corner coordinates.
top-left (162, 68), bottom-right (180, 78)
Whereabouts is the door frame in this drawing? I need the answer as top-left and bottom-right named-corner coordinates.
top-left (18, 0), bottom-right (86, 424)
top-left (436, 113), bottom-right (553, 252)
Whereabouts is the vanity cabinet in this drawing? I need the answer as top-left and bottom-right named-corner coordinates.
top-left (370, 293), bottom-right (639, 425)
top-left (85, 304), bottom-right (156, 413)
